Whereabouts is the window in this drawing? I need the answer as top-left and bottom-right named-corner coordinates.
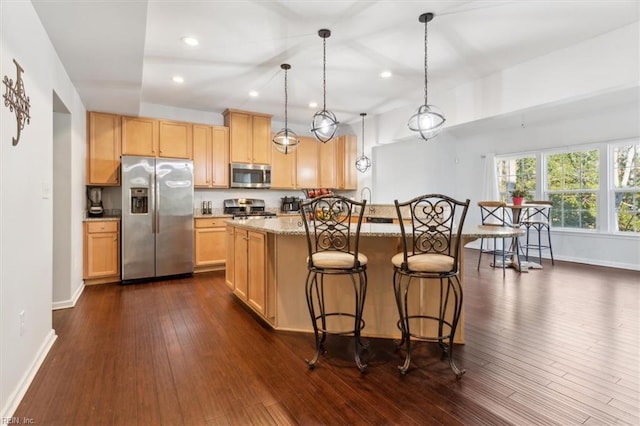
top-left (546, 149), bottom-right (599, 230)
top-left (612, 143), bottom-right (639, 233)
top-left (496, 156), bottom-right (536, 202)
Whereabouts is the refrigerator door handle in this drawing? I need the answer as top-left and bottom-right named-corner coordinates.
top-left (154, 171), bottom-right (160, 234)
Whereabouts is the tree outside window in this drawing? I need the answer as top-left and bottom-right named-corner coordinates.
top-left (546, 149), bottom-right (599, 229)
top-left (496, 156), bottom-right (536, 203)
top-left (613, 144), bottom-right (639, 233)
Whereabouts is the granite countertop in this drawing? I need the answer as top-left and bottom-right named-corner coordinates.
top-left (83, 215), bottom-right (121, 222)
top-left (227, 217), bottom-right (524, 239)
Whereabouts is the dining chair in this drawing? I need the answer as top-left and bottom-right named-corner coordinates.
top-left (520, 201), bottom-right (555, 266)
top-left (477, 201), bottom-right (522, 276)
top-left (392, 194), bottom-right (470, 379)
top-left (299, 194), bottom-right (369, 372)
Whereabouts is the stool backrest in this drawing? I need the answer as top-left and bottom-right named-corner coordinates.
top-left (478, 201), bottom-right (508, 226)
top-left (522, 201), bottom-right (552, 225)
top-left (394, 194), bottom-right (470, 273)
top-left (300, 195), bottom-right (366, 266)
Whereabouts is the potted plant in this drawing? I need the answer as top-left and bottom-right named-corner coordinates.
top-left (509, 188), bottom-right (529, 205)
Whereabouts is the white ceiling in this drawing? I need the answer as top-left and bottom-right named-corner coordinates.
top-left (32, 0), bottom-right (639, 127)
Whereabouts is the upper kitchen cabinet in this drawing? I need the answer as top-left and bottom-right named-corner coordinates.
top-left (121, 116), bottom-right (159, 157)
top-left (87, 112), bottom-right (121, 186)
top-left (296, 136), bottom-right (319, 189)
top-left (193, 124), bottom-right (229, 188)
top-left (336, 135), bottom-right (357, 190)
top-left (318, 137), bottom-right (337, 188)
top-left (224, 109), bottom-right (272, 165)
top-left (270, 138), bottom-right (297, 189)
top-left (159, 120), bottom-right (193, 159)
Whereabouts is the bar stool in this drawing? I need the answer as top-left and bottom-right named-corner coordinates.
top-left (392, 194), bottom-right (470, 379)
top-left (477, 201), bottom-right (521, 276)
top-left (300, 195), bottom-right (369, 372)
top-left (520, 201), bottom-right (555, 266)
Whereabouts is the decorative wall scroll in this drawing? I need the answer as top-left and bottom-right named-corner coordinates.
top-left (3, 59), bottom-right (31, 146)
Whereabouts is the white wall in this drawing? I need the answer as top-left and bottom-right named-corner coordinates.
top-left (1, 0), bottom-right (86, 417)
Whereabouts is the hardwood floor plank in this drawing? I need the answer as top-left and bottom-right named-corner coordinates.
top-left (13, 251), bottom-right (640, 425)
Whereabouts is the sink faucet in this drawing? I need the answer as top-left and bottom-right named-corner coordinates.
top-left (360, 186), bottom-right (375, 214)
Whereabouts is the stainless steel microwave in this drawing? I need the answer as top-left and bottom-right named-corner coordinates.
top-left (230, 163), bottom-right (271, 188)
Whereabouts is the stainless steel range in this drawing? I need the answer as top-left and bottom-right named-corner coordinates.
top-left (223, 198), bottom-right (277, 220)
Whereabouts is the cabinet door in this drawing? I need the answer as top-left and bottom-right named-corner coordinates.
top-left (159, 120), bottom-right (192, 158)
top-left (194, 227), bottom-right (226, 267)
top-left (225, 225), bottom-right (235, 290)
top-left (318, 138), bottom-right (337, 188)
top-left (271, 141), bottom-right (297, 189)
top-left (87, 112), bottom-right (121, 186)
top-left (193, 125), bottom-right (212, 187)
top-left (251, 115), bottom-right (272, 164)
top-left (296, 136), bottom-right (319, 189)
top-left (122, 116), bottom-right (158, 156)
top-left (84, 222), bottom-right (119, 279)
top-left (211, 126), bottom-right (229, 187)
top-left (337, 135), bottom-right (357, 190)
top-left (233, 228), bottom-right (248, 299)
top-left (227, 111), bottom-right (252, 163)
top-left (247, 231), bottom-right (266, 315)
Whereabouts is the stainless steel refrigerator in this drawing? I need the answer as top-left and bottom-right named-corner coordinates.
top-left (121, 155), bottom-right (194, 282)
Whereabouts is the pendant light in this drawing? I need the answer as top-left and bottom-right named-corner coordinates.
top-left (310, 29), bottom-right (339, 143)
top-left (272, 64), bottom-right (300, 154)
top-left (408, 12), bottom-right (445, 141)
top-left (355, 113), bottom-right (371, 173)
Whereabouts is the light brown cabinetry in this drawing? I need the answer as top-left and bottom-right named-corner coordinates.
top-left (225, 225), bottom-right (235, 289)
top-left (270, 140), bottom-right (297, 189)
top-left (194, 218), bottom-right (227, 272)
top-left (224, 109), bottom-right (272, 164)
top-left (231, 227), bottom-right (267, 316)
top-left (193, 125), bottom-right (229, 188)
top-left (121, 116), bottom-right (159, 156)
top-left (159, 120), bottom-right (193, 159)
top-left (318, 138), bottom-right (337, 188)
top-left (336, 135), bottom-right (357, 190)
top-left (83, 220), bottom-right (120, 284)
top-left (296, 136), bottom-right (319, 189)
top-left (87, 112), bottom-right (121, 186)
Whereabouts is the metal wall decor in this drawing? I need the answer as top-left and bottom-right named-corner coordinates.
top-left (310, 29), bottom-right (339, 143)
top-left (355, 113), bottom-right (371, 173)
top-left (408, 13), bottom-right (445, 141)
top-left (272, 63), bottom-right (300, 154)
top-left (3, 59), bottom-right (31, 146)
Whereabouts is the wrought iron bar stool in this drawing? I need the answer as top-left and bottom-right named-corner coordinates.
top-left (520, 201), bottom-right (555, 266)
top-left (300, 195), bottom-right (369, 372)
top-left (477, 201), bottom-right (522, 276)
top-left (392, 194), bottom-right (470, 379)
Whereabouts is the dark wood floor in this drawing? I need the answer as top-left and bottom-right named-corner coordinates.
top-left (15, 249), bottom-right (640, 425)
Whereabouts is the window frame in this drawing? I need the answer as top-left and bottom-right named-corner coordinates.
top-left (608, 140), bottom-right (640, 234)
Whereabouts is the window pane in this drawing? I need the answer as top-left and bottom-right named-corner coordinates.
top-left (614, 192), bottom-right (640, 232)
top-left (613, 145), bottom-right (640, 189)
top-left (496, 156), bottom-right (536, 202)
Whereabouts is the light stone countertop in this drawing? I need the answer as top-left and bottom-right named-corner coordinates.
top-left (227, 217), bottom-right (525, 240)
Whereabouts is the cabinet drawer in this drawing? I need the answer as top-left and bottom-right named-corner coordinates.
top-left (86, 221), bottom-right (118, 233)
top-left (195, 218), bottom-right (226, 228)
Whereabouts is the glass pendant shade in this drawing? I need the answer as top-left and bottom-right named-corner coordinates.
top-left (355, 112), bottom-right (371, 173)
top-left (272, 63), bottom-right (299, 154)
top-left (409, 12), bottom-right (445, 141)
top-left (310, 29), bottom-right (339, 143)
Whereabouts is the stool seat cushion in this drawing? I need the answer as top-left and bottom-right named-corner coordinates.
top-left (391, 252), bottom-right (454, 273)
top-left (309, 251), bottom-right (368, 268)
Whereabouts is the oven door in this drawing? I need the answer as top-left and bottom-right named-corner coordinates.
top-left (230, 163), bottom-right (271, 188)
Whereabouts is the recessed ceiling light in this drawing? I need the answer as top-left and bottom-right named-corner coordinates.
top-left (249, 90), bottom-right (259, 97)
top-left (380, 70), bottom-right (392, 78)
top-left (308, 102), bottom-right (318, 108)
top-left (181, 36), bottom-right (199, 46)
top-left (172, 76), bottom-right (184, 84)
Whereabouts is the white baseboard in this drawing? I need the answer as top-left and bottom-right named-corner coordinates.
top-left (0, 330), bottom-right (57, 419)
top-left (52, 281), bottom-right (85, 310)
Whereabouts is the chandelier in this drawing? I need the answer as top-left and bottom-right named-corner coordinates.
top-left (310, 29), bottom-right (339, 143)
top-left (272, 64), bottom-right (300, 154)
top-left (355, 113), bottom-right (371, 173)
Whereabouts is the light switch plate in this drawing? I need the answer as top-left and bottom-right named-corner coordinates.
top-left (42, 181), bottom-right (51, 199)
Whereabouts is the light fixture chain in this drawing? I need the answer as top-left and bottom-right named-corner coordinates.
top-left (424, 17), bottom-right (429, 105)
top-left (361, 115), bottom-right (365, 151)
top-left (284, 67), bottom-right (288, 128)
top-left (322, 36), bottom-right (327, 110)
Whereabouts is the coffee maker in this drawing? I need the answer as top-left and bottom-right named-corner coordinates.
top-left (87, 187), bottom-right (104, 217)
top-left (281, 196), bottom-right (301, 212)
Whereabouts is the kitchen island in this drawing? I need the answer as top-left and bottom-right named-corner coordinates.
top-left (225, 217), bottom-right (524, 343)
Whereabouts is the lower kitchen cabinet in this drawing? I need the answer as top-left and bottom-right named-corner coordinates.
top-left (83, 220), bottom-right (120, 284)
top-left (231, 227), bottom-right (268, 317)
top-left (194, 218), bottom-right (226, 272)
top-left (225, 225), bottom-right (235, 289)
